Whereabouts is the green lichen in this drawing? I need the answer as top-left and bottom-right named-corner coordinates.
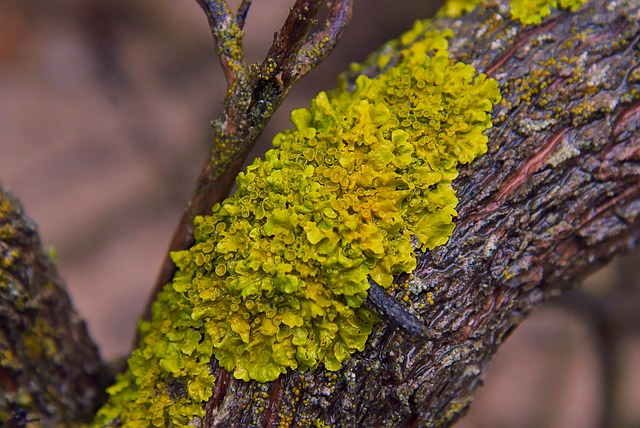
top-left (440, 0), bottom-right (588, 24)
top-left (94, 22), bottom-right (500, 427)
top-left (510, 0), bottom-right (587, 24)
top-left (439, 0), bottom-right (482, 18)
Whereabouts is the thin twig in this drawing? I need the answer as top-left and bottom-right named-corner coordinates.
top-left (366, 278), bottom-right (432, 339)
top-left (195, 0), bottom-right (244, 83)
top-left (236, 0), bottom-right (252, 29)
top-left (296, 0), bottom-right (354, 78)
top-left (263, 0), bottom-right (323, 88)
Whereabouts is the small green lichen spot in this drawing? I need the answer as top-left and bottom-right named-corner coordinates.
top-left (94, 22), bottom-right (500, 427)
top-left (440, 0), bottom-right (588, 24)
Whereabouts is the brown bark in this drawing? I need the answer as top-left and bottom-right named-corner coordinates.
top-left (0, 0), bottom-right (638, 426)
top-left (0, 189), bottom-right (111, 425)
top-left (200, 0), bottom-right (640, 426)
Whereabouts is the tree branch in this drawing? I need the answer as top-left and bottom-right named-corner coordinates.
top-left (235, 0), bottom-right (252, 30)
top-left (266, 0), bottom-right (323, 84)
top-left (199, 1), bottom-right (640, 426)
top-left (0, 188), bottom-right (111, 425)
top-left (1, 0), bottom-right (638, 426)
top-left (149, 0), bottom-right (355, 322)
top-left (296, 0), bottom-right (354, 78)
top-left (195, 0), bottom-right (242, 84)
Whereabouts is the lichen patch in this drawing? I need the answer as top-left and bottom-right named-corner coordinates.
top-left (94, 22), bottom-right (500, 427)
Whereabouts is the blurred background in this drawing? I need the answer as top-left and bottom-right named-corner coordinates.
top-left (0, 0), bottom-right (638, 426)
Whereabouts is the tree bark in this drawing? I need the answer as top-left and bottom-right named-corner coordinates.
top-left (201, 1), bottom-right (640, 426)
top-left (0, 189), bottom-right (111, 425)
top-left (0, 0), bottom-right (638, 426)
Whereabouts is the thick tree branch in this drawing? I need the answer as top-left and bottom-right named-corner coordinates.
top-left (198, 1), bottom-right (640, 426)
top-left (0, 188), bottom-right (111, 425)
top-left (1, 0), bottom-right (638, 426)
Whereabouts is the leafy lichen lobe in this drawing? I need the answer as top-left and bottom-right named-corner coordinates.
top-left (94, 22), bottom-right (500, 427)
top-left (184, 23), bottom-right (499, 383)
top-left (441, 0), bottom-right (588, 24)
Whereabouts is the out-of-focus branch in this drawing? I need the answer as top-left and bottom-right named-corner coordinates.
top-left (235, 0), bottom-right (252, 29)
top-left (552, 292), bottom-right (623, 428)
top-left (0, 187), bottom-right (112, 425)
top-left (553, 257), bottom-right (640, 428)
top-left (148, 0), bottom-right (355, 321)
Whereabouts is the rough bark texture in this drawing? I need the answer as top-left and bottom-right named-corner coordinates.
top-left (200, 1), bottom-right (640, 426)
top-left (0, 0), bottom-right (638, 426)
top-left (0, 189), bottom-right (111, 425)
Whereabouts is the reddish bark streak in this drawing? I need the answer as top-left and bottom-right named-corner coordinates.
top-left (461, 283), bottom-right (502, 339)
top-left (475, 127), bottom-right (569, 216)
top-left (479, 288), bottom-right (500, 319)
top-left (613, 100), bottom-right (640, 136)
top-left (402, 413), bottom-right (422, 428)
top-left (598, 100), bottom-right (640, 165)
top-left (484, 18), bottom-right (559, 77)
top-left (207, 368), bottom-right (230, 423)
top-left (264, 377), bottom-right (282, 427)
top-left (0, 366), bottom-right (17, 394)
top-left (578, 184), bottom-right (640, 228)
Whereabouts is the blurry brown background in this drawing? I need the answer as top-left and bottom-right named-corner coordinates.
top-left (1, 1), bottom-right (638, 426)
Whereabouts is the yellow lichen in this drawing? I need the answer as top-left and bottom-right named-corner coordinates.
top-left (180, 25), bottom-right (499, 383)
top-left (94, 21), bottom-right (500, 427)
top-left (439, 0), bottom-right (588, 24)
top-left (510, 0), bottom-right (587, 24)
top-left (438, 0), bottom-right (482, 18)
